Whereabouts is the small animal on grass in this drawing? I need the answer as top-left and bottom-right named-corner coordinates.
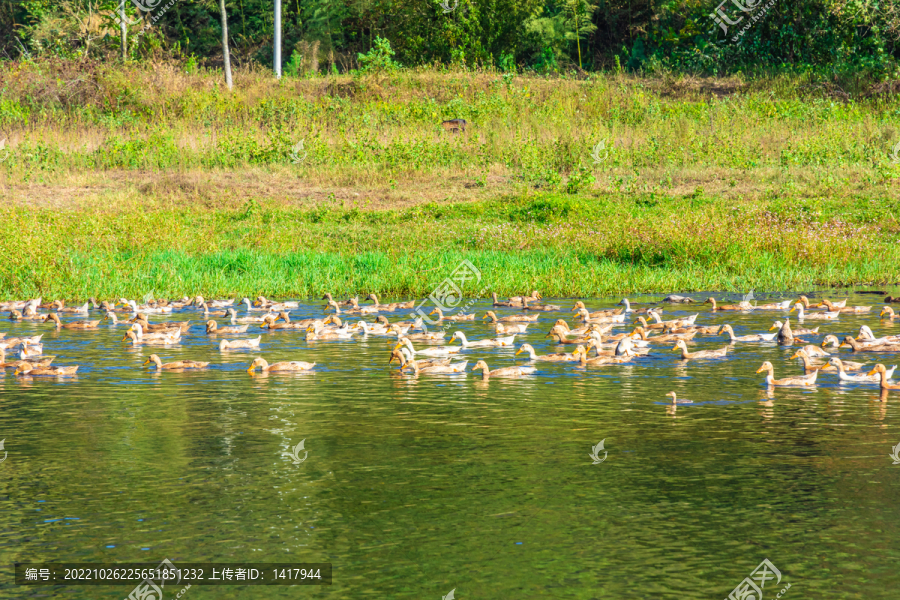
top-left (441, 119), bottom-right (467, 133)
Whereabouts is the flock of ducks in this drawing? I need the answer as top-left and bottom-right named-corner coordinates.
top-left (3, 292), bottom-right (900, 399)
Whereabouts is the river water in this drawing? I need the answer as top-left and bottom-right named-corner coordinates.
top-left (1, 291), bottom-right (898, 599)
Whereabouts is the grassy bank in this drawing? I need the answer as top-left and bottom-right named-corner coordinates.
top-left (1, 62), bottom-right (899, 298)
top-left (2, 193), bottom-right (898, 299)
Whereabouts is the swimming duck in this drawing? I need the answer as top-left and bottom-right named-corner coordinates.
top-left (200, 303), bottom-right (229, 317)
top-left (388, 324), bottom-right (442, 340)
top-left (240, 297), bottom-right (270, 312)
top-left (769, 321), bottom-right (818, 336)
top-left (788, 349), bottom-right (849, 373)
top-left (756, 361), bottom-right (818, 386)
top-left (818, 299), bottom-right (870, 313)
top-left (130, 316), bottom-right (191, 333)
top-left (15, 363), bottom-right (79, 376)
top-left (821, 335), bottom-right (841, 349)
top-left (705, 297), bottom-right (752, 311)
top-left (219, 336), bottom-right (262, 350)
top-left (52, 301), bottom-right (90, 314)
top-left (495, 322), bottom-right (530, 334)
top-left (789, 303), bottom-right (839, 320)
top-left (490, 292), bottom-right (517, 307)
top-left (545, 325), bottom-right (600, 345)
top-left (144, 354), bottom-right (210, 370)
top-left (429, 308), bottom-right (475, 322)
top-left (802, 344), bottom-right (830, 357)
top-left (472, 360), bottom-right (536, 379)
top-left (522, 298), bottom-right (561, 312)
top-left (122, 330), bottom-right (180, 346)
top-left (856, 325), bottom-right (900, 345)
top-left (261, 314), bottom-right (306, 330)
top-left (880, 306), bottom-right (898, 320)
top-left (720, 324), bottom-right (777, 342)
top-left (828, 357), bottom-right (892, 382)
top-left (483, 311), bottom-right (539, 324)
top-left (616, 299), bottom-right (660, 314)
top-left (450, 331), bottom-right (515, 348)
top-left (571, 301), bottom-right (623, 318)
top-left (754, 300), bottom-right (793, 310)
top-left (401, 359), bottom-right (468, 376)
top-left (396, 337), bottom-right (461, 357)
top-left (206, 320), bottom-right (249, 334)
top-left (43, 313), bottom-right (101, 329)
top-left (839, 336), bottom-right (900, 352)
top-left (647, 310), bottom-right (699, 328)
top-left (665, 391), bottom-right (692, 404)
top-left (631, 327), bottom-right (696, 344)
top-left (574, 345), bottom-right (634, 366)
top-left (247, 357), bottom-right (315, 372)
top-left (128, 323), bottom-right (182, 341)
top-left (672, 339), bottom-right (729, 360)
top-left (515, 343), bottom-right (579, 362)
top-left (389, 347), bottom-right (452, 369)
top-left (866, 364), bottom-right (900, 390)
top-left (194, 296), bottom-right (234, 308)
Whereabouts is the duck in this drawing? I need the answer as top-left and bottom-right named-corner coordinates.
top-left (821, 334), bottom-right (841, 349)
top-left (306, 324), bottom-right (355, 340)
top-left (401, 359), bottom-right (468, 376)
top-left (122, 330), bottom-right (180, 345)
top-left (705, 297), bottom-right (752, 311)
top-left (754, 299), bottom-right (793, 310)
top-left (367, 293), bottom-right (414, 311)
top-left (144, 354), bottom-right (210, 370)
top-left (388, 324), bottom-right (443, 340)
top-left (630, 326), bottom-right (696, 344)
top-left (665, 391), bottom-right (692, 404)
top-left (229, 308), bottom-right (272, 323)
top-left (321, 292), bottom-right (358, 308)
top-left (662, 295), bottom-right (695, 303)
top-left (43, 312), bottom-right (101, 329)
top-left (130, 316), bottom-right (192, 333)
top-left (616, 298), bottom-right (660, 314)
top-left (880, 306), bottom-right (898, 320)
top-left (429, 308), bottom-right (475, 322)
top-left (472, 360), bottom-right (536, 379)
top-left (206, 320), bottom-right (249, 334)
top-left (0, 354), bottom-right (53, 370)
top-left (756, 361), bottom-right (818, 386)
top-left (839, 336), bottom-right (900, 352)
top-left (240, 297), bottom-right (270, 312)
top-left (789, 303), bottom-right (839, 320)
top-left (200, 302), bottom-right (229, 317)
top-left (52, 301), bottom-right (89, 314)
top-left (490, 292), bottom-right (517, 308)
top-left (396, 337), bottom-right (461, 357)
top-left (495, 322), bottom-right (530, 334)
top-left (672, 339), bottom-right (729, 360)
top-left (128, 323), bottom-right (182, 341)
top-left (261, 314), bottom-right (307, 330)
top-left (818, 299), bottom-right (870, 313)
top-left (219, 336), bottom-right (262, 350)
top-left (522, 298), bottom-right (562, 312)
top-left (769, 321), bottom-right (818, 336)
top-left (829, 357), bottom-right (892, 382)
top-left (194, 296), bottom-right (234, 308)
top-left (776, 318), bottom-right (794, 345)
top-left (720, 324), bottom-right (777, 342)
top-left (19, 345), bottom-right (43, 358)
top-left (450, 331), bottom-right (516, 348)
top-left (647, 310), bottom-right (699, 328)
top-left (856, 325), bottom-right (900, 345)
top-left (576, 308), bottom-right (626, 324)
top-left (662, 323), bottom-right (719, 335)
top-left (8, 309), bottom-right (46, 321)
top-left (0, 334), bottom-right (43, 350)
top-left (15, 363), bottom-right (79, 376)
top-left (545, 325), bottom-right (600, 345)
top-left (632, 315), bottom-right (669, 331)
top-left (515, 343), bottom-right (579, 362)
top-left (866, 363), bottom-right (900, 390)
top-left (253, 296), bottom-right (300, 310)
top-left (788, 349), bottom-right (852, 373)
top-left (482, 311), bottom-right (539, 323)
top-left (571, 301), bottom-right (623, 318)
top-left (354, 320), bottom-right (392, 335)
top-left (574, 345), bottom-right (634, 366)
top-left (389, 347), bottom-right (452, 369)
top-left (247, 357), bottom-right (315, 372)
top-left (802, 344), bottom-right (831, 357)
top-left (120, 299), bottom-right (172, 314)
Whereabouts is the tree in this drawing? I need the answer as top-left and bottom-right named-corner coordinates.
top-left (219, 0), bottom-right (233, 88)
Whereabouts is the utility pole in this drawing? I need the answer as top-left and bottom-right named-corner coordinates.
top-left (219, 0), bottom-right (233, 89)
top-left (274, 0), bottom-right (282, 78)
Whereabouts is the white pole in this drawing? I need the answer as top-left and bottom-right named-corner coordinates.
top-left (274, 0), bottom-right (282, 78)
top-left (119, 0), bottom-right (127, 61)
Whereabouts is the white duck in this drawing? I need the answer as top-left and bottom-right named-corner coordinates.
top-left (449, 331), bottom-right (516, 348)
top-left (219, 336), bottom-right (262, 350)
top-left (397, 337), bottom-right (461, 357)
top-left (829, 357), bottom-right (896, 382)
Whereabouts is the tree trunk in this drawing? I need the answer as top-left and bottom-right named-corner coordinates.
top-left (219, 0), bottom-right (233, 89)
top-left (119, 0), bottom-right (127, 61)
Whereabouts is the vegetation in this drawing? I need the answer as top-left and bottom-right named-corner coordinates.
top-left (3, 0), bottom-right (900, 77)
top-left (1, 62), bottom-right (899, 299)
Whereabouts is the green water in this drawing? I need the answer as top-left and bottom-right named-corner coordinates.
top-left (2, 292), bottom-right (899, 599)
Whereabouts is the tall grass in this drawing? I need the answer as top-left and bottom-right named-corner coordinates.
top-left (1, 194), bottom-right (897, 299)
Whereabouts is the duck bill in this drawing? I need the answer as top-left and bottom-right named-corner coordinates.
top-left (789, 352), bottom-right (800, 359)
top-left (514, 349), bottom-right (523, 356)
top-left (755, 367), bottom-right (766, 374)
top-left (142, 359), bottom-right (151, 366)
top-left (788, 307), bottom-right (795, 313)
top-left (867, 368), bottom-right (877, 376)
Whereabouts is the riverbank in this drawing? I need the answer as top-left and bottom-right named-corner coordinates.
top-left (2, 193), bottom-right (898, 299)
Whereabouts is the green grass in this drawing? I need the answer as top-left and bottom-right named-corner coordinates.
top-left (2, 193), bottom-right (898, 299)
